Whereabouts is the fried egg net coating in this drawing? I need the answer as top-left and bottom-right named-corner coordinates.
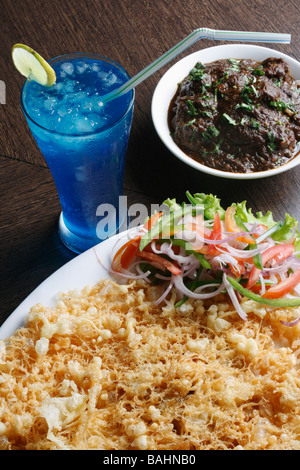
top-left (0, 279), bottom-right (300, 449)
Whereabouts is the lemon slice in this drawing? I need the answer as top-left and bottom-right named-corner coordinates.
top-left (12, 43), bottom-right (56, 87)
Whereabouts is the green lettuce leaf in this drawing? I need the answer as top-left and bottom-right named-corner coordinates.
top-left (185, 191), bottom-right (225, 220)
top-left (234, 200), bottom-right (275, 227)
top-left (233, 200), bottom-right (300, 253)
top-left (272, 213), bottom-right (300, 250)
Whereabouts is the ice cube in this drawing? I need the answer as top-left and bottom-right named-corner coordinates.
top-left (106, 72), bottom-right (118, 87)
top-left (57, 105), bottom-right (72, 117)
top-left (87, 112), bottom-right (101, 128)
top-left (91, 97), bottom-right (104, 111)
top-left (75, 117), bottom-right (93, 133)
top-left (53, 82), bottom-right (64, 93)
top-left (61, 62), bottom-right (75, 75)
top-left (97, 70), bottom-right (109, 81)
top-left (64, 79), bottom-right (76, 93)
top-left (92, 63), bottom-right (101, 72)
top-left (80, 99), bottom-right (94, 112)
top-left (76, 61), bottom-right (89, 74)
top-left (43, 96), bottom-right (58, 111)
top-left (72, 91), bottom-right (88, 103)
top-left (105, 71), bottom-right (123, 87)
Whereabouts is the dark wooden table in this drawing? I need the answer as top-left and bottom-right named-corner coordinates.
top-left (1, 0), bottom-right (300, 327)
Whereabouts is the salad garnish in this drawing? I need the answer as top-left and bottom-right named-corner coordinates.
top-left (110, 192), bottom-right (300, 322)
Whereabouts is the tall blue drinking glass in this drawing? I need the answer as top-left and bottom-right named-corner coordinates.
top-left (21, 53), bottom-right (134, 253)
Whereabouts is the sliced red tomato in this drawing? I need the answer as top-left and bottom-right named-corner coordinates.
top-left (247, 244), bottom-right (295, 288)
top-left (111, 212), bottom-right (163, 272)
top-left (111, 236), bottom-right (140, 272)
top-left (262, 244), bottom-right (295, 264)
top-left (207, 212), bottom-right (222, 255)
top-left (136, 250), bottom-right (182, 276)
top-left (143, 211), bottom-right (164, 232)
top-left (225, 206), bottom-right (255, 245)
top-left (262, 268), bottom-right (300, 299)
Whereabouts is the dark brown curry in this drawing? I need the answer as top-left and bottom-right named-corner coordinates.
top-left (168, 57), bottom-right (300, 173)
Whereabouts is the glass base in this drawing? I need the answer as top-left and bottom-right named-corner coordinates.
top-left (58, 212), bottom-right (127, 254)
top-left (58, 213), bottom-right (102, 254)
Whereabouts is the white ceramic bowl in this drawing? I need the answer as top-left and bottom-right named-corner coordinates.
top-left (151, 44), bottom-right (300, 179)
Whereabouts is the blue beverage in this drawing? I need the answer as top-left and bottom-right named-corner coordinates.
top-left (21, 53), bottom-right (134, 253)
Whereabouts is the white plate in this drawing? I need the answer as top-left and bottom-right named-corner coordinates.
top-left (151, 44), bottom-right (300, 179)
top-left (0, 230), bottom-right (131, 340)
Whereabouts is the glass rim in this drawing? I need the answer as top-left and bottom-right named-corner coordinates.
top-left (20, 52), bottom-right (135, 137)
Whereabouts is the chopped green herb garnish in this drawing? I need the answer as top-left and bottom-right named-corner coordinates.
top-left (186, 100), bottom-right (198, 116)
top-left (190, 127), bottom-right (197, 143)
top-left (235, 102), bottom-right (255, 112)
top-left (251, 84), bottom-right (259, 97)
top-left (267, 131), bottom-right (277, 152)
top-left (213, 139), bottom-right (223, 154)
top-left (214, 87), bottom-right (218, 103)
top-left (241, 86), bottom-right (253, 103)
top-left (251, 119), bottom-right (260, 129)
top-left (253, 66), bottom-right (264, 76)
top-left (202, 126), bottom-right (220, 142)
top-left (273, 78), bottom-right (283, 87)
top-left (222, 113), bottom-right (238, 126)
top-left (270, 100), bottom-right (296, 114)
top-left (190, 62), bottom-right (206, 81)
top-left (184, 118), bottom-right (196, 127)
top-left (215, 77), bottom-right (224, 86)
top-left (228, 66), bottom-right (240, 72)
top-left (270, 100), bottom-right (288, 111)
top-left (199, 84), bottom-right (207, 95)
top-left (227, 58), bottom-right (241, 72)
top-left (241, 83), bottom-right (258, 102)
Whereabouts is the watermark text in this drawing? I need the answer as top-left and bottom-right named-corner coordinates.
top-left (95, 195), bottom-right (204, 245)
